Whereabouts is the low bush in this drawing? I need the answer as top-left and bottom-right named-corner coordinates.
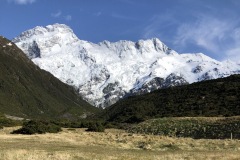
top-left (86, 122), bottom-right (105, 132)
top-left (0, 118), bottom-right (20, 127)
top-left (52, 119), bottom-right (116, 130)
top-left (0, 113), bottom-right (22, 128)
top-left (11, 120), bottom-right (62, 135)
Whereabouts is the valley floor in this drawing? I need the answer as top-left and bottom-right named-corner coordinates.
top-left (0, 127), bottom-right (240, 160)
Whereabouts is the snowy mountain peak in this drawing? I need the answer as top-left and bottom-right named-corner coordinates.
top-left (13, 23), bottom-right (74, 42)
top-left (13, 24), bottom-right (240, 108)
top-left (13, 23), bottom-right (79, 59)
top-left (46, 23), bottom-right (73, 32)
top-left (135, 38), bottom-right (169, 53)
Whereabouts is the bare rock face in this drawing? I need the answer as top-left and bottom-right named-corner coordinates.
top-left (130, 73), bottom-right (189, 96)
top-left (13, 24), bottom-right (240, 108)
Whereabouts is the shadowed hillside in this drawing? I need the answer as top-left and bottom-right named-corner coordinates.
top-left (102, 74), bottom-right (240, 123)
top-left (0, 36), bottom-right (98, 120)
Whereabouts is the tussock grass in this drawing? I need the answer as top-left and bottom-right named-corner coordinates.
top-left (129, 116), bottom-right (240, 139)
top-left (0, 127), bottom-right (240, 159)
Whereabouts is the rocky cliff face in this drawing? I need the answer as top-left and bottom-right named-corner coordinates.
top-left (13, 24), bottom-right (240, 108)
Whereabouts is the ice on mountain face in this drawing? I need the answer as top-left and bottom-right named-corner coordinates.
top-left (13, 24), bottom-right (240, 108)
top-left (7, 42), bottom-right (12, 46)
top-left (130, 73), bottom-right (189, 96)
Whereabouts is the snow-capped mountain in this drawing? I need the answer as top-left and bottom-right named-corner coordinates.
top-left (13, 24), bottom-right (240, 108)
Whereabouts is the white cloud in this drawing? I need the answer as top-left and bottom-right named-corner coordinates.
top-left (111, 13), bottom-right (137, 20)
top-left (93, 12), bottom-right (102, 17)
top-left (174, 14), bottom-right (240, 62)
top-left (8, 0), bottom-right (36, 5)
top-left (51, 11), bottom-right (72, 21)
top-left (142, 13), bottom-right (178, 40)
top-left (116, 0), bottom-right (135, 5)
top-left (226, 47), bottom-right (240, 64)
top-left (64, 15), bottom-right (72, 21)
top-left (142, 3), bottom-right (240, 63)
top-left (51, 11), bottom-right (62, 18)
top-left (225, 28), bottom-right (240, 63)
top-left (175, 16), bottom-right (229, 52)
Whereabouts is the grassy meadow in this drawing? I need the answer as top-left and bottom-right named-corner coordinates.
top-left (0, 127), bottom-right (240, 160)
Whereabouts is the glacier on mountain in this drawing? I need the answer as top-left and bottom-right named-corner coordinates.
top-left (13, 24), bottom-right (240, 108)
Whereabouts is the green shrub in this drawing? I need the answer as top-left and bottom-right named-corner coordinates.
top-left (11, 120), bottom-right (62, 135)
top-left (0, 113), bottom-right (22, 127)
top-left (86, 122), bottom-right (105, 132)
top-left (125, 115), bottom-right (145, 123)
top-left (103, 122), bottom-right (119, 129)
top-left (0, 118), bottom-right (20, 127)
top-left (102, 75), bottom-right (240, 123)
top-left (53, 120), bottom-right (82, 128)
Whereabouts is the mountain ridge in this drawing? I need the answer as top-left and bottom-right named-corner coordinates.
top-left (0, 36), bottom-right (98, 119)
top-left (101, 74), bottom-right (240, 123)
top-left (13, 24), bottom-right (240, 108)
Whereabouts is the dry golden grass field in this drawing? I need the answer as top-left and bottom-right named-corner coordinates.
top-left (0, 127), bottom-right (240, 160)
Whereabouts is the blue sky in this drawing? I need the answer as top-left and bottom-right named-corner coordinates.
top-left (1, 0), bottom-right (240, 63)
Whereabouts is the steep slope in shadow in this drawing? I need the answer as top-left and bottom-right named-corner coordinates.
top-left (0, 36), bottom-right (98, 120)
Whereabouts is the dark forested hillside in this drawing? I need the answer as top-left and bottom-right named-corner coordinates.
top-left (0, 36), bottom-right (98, 120)
top-left (102, 74), bottom-right (240, 123)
